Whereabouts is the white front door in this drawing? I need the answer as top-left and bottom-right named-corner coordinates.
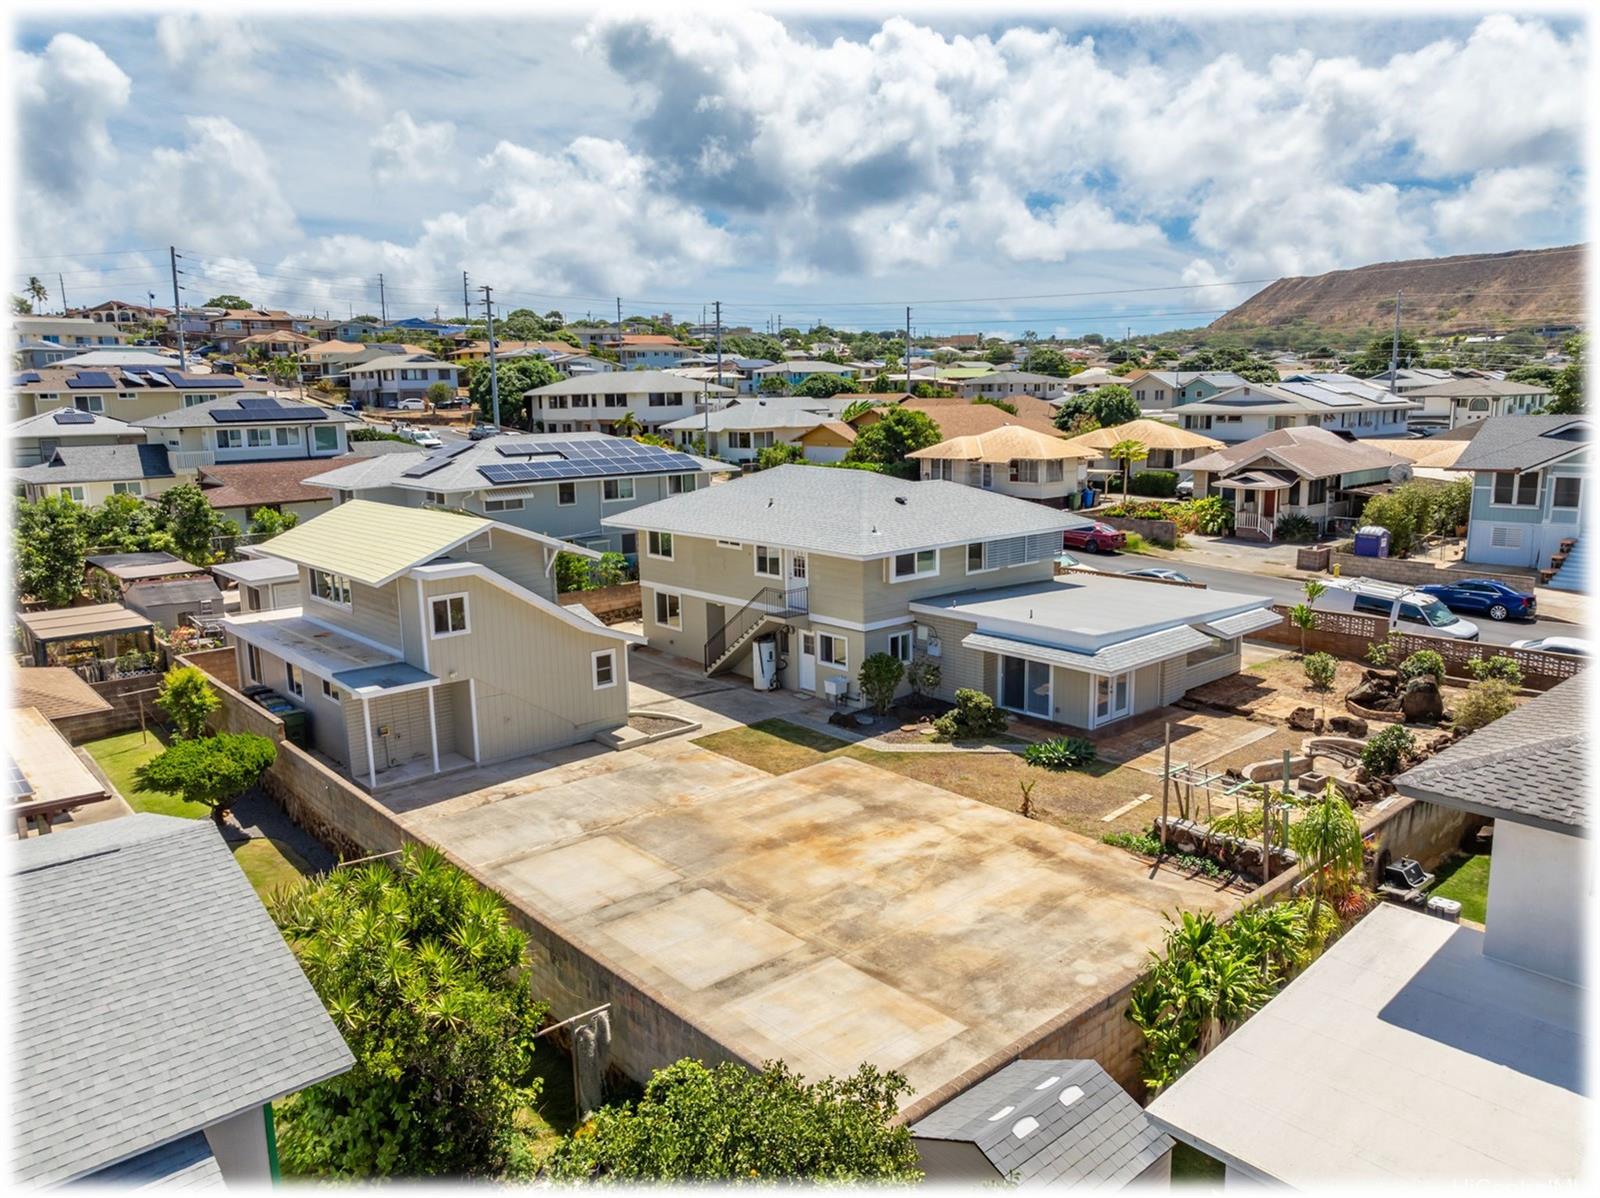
top-left (788, 551), bottom-right (808, 608)
top-left (1094, 670), bottom-right (1133, 727)
top-left (798, 632), bottom-right (817, 691)
top-left (981, 464), bottom-right (995, 489)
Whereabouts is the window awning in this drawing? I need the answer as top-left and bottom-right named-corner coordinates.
top-left (1200, 608), bottom-right (1284, 639)
top-left (332, 662), bottom-right (437, 697)
top-left (961, 624), bottom-right (1215, 677)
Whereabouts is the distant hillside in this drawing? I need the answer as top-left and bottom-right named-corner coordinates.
top-left (1209, 245), bottom-right (1586, 337)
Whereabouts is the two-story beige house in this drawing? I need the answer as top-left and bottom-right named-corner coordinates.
top-left (606, 466), bottom-right (1278, 727)
top-left (222, 501), bottom-right (642, 787)
top-left (908, 425), bottom-right (1095, 507)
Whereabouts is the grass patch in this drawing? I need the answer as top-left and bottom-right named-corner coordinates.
top-left (1171, 1140), bottom-right (1226, 1185)
top-left (516, 1040), bottom-right (581, 1168)
top-left (82, 729), bottom-right (209, 819)
top-left (1428, 853), bottom-right (1490, 924)
top-left (231, 838), bottom-right (312, 901)
top-left (692, 718), bottom-right (852, 775)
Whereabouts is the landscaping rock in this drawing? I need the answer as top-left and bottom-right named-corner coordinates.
top-left (1348, 676), bottom-right (1399, 710)
top-left (1287, 706), bottom-right (1320, 732)
top-left (1400, 678), bottom-right (1446, 724)
top-left (1329, 714), bottom-right (1368, 737)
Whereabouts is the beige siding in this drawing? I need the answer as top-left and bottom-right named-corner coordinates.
top-left (234, 639), bottom-right (354, 765)
top-left (419, 574), bottom-right (628, 761)
top-left (458, 532), bottom-right (558, 602)
top-left (860, 549), bottom-right (1054, 625)
top-left (643, 582), bottom-right (717, 665)
top-left (1049, 666), bottom-right (1093, 727)
top-left (1131, 661), bottom-right (1163, 717)
top-left (343, 690), bottom-right (435, 774)
top-left (301, 568), bottom-right (403, 649)
top-left (913, 613), bottom-right (986, 700)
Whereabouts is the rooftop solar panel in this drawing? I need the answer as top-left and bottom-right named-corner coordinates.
top-left (66, 371), bottom-right (116, 389)
top-left (15, 371), bottom-right (42, 384)
top-left (6, 758), bottom-right (33, 803)
top-left (400, 443), bottom-right (474, 479)
top-left (209, 405), bottom-right (327, 423)
top-left (52, 409), bottom-right (97, 425)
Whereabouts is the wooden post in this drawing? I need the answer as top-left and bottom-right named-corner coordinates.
top-left (1160, 721), bottom-right (1171, 851)
top-left (138, 696), bottom-right (146, 744)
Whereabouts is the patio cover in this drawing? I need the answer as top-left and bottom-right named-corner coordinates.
top-left (10, 706), bottom-right (111, 829)
top-left (85, 552), bottom-right (200, 583)
top-left (18, 603), bottom-right (154, 644)
top-left (961, 625), bottom-right (1213, 677)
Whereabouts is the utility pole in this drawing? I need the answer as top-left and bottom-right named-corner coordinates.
top-left (709, 300), bottom-right (722, 447)
top-left (615, 296), bottom-right (622, 344)
top-left (58, 272), bottom-right (67, 313)
top-left (481, 284), bottom-right (501, 428)
top-left (462, 271), bottom-right (470, 324)
top-left (169, 246), bottom-right (187, 370)
top-left (905, 305), bottom-right (912, 392)
top-left (1388, 290), bottom-right (1403, 395)
top-left (378, 273), bottom-right (387, 328)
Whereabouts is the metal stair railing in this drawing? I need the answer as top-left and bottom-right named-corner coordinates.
top-left (704, 586), bottom-right (805, 671)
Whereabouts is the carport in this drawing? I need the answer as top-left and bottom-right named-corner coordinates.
top-left (17, 603), bottom-right (156, 668)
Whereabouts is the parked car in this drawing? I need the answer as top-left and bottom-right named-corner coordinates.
top-left (1125, 567), bottom-right (1194, 584)
top-left (211, 360), bottom-right (236, 375)
top-left (396, 398), bottom-right (426, 411)
top-left (1054, 551), bottom-right (1098, 573)
top-left (1061, 521), bottom-right (1127, 554)
top-left (468, 424), bottom-right (500, 440)
top-left (1313, 577), bottom-right (1480, 641)
top-left (410, 431), bottom-right (443, 450)
top-left (1416, 579), bottom-right (1536, 622)
top-left (334, 403), bottom-right (358, 415)
top-left (1510, 636), bottom-right (1591, 657)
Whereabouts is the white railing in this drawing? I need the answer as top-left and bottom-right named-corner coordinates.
top-left (1235, 511), bottom-right (1274, 541)
top-left (170, 450), bottom-right (217, 471)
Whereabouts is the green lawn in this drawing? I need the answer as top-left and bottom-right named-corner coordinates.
top-left (82, 729), bottom-right (209, 819)
top-left (1171, 1141), bottom-right (1225, 1185)
top-left (692, 718), bottom-right (853, 775)
top-left (1429, 853), bottom-right (1491, 925)
top-left (232, 839), bottom-right (313, 900)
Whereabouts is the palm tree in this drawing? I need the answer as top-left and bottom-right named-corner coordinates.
top-left (25, 276), bottom-right (48, 310)
top-left (1289, 780), bottom-right (1365, 935)
top-left (612, 411), bottom-right (643, 438)
top-left (1288, 603), bottom-right (1316, 655)
top-left (1108, 438), bottom-right (1148, 498)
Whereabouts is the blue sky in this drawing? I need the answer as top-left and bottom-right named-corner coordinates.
top-left (9, 5), bottom-right (1588, 339)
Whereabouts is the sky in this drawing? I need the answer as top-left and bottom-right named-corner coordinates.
top-left (6, 3), bottom-right (1590, 341)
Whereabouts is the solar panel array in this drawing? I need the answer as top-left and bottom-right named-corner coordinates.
top-left (6, 758), bottom-right (33, 802)
top-left (477, 437), bottom-right (699, 486)
top-left (66, 371), bottom-right (116, 389)
top-left (52, 409), bottom-right (97, 425)
top-left (14, 371), bottom-right (41, 385)
top-left (209, 397), bottom-right (328, 423)
top-left (400, 442), bottom-right (474, 479)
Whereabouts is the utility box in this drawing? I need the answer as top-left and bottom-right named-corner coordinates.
top-left (1352, 525), bottom-right (1391, 558)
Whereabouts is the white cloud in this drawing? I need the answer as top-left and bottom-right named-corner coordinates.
top-left (10, 34), bottom-right (131, 199)
top-left (155, 13), bottom-right (263, 90)
top-left (132, 117), bottom-right (300, 253)
top-left (1432, 167), bottom-right (1575, 247)
top-left (334, 69), bottom-right (383, 117)
top-left (371, 111), bottom-right (457, 183)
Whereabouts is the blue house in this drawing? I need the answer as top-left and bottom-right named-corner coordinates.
top-left (1455, 415), bottom-right (1588, 586)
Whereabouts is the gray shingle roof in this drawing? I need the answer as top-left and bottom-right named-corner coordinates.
top-left (525, 369), bottom-right (733, 397)
top-left (911, 1059), bottom-right (1171, 1186)
top-left (136, 394), bottom-right (358, 429)
top-left (660, 396), bottom-right (849, 432)
top-left (603, 465), bottom-right (1082, 558)
top-left (15, 443), bottom-right (174, 484)
top-left (85, 1132), bottom-right (223, 1188)
top-left (1394, 675), bottom-right (1589, 836)
top-left (1452, 416), bottom-right (1589, 473)
top-left (11, 814), bottom-right (353, 1183)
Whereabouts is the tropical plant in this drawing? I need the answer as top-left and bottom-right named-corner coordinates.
top-left (1302, 578), bottom-right (1327, 605)
top-left (904, 655), bottom-right (941, 700)
top-left (157, 484), bottom-right (237, 565)
top-left (1398, 649), bottom-right (1445, 684)
top-left (134, 732), bottom-right (275, 825)
top-left (26, 275), bottom-right (48, 308)
top-left (1360, 725), bottom-right (1415, 776)
top-left (544, 1059), bottom-right (919, 1182)
top-left (1107, 438), bottom-right (1148, 498)
top-left (12, 493), bottom-right (88, 607)
top-left (84, 492), bottom-right (172, 553)
top-left (755, 442), bottom-right (807, 471)
top-left (269, 846), bottom-right (550, 1178)
top-left (1288, 780), bottom-right (1366, 932)
top-left (1365, 631), bottom-right (1402, 668)
top-left (593, 551), bottom-right (630, 588)
top-left (155, 666), bottom-right (219, 739)
top-left (553, 550), bottom-right (596, 593)
top-left (931, 688), bottom-right (1008, 739)
top-left (1189, 494), bottom-right (1234, 535)
top-left (839, 397), bottom-right (878, 423)
top-left (611, 411), bottom-right (644, 437)
top-left (793, 372), bottom-right (861, 398)
top-left (1430, 476), bottom-right (1472, 535)
top-left (1302, 651), bottom-right (1337, 690)
top-left (1288, 603), bottom-right (1317, 655)
top-left (1127, 470), bottom-right (1178, 497)
top-left (1273, 513), bottom-right (1317, 543)
top-left (1465, 654), bottom-right (1523, 686)
top-left (1453, 678), bottom-right (1519, 731)
top-left (1023, 737), bottom-right (1097, 770)
top-left (857, 652), bottom-right (905, 716)
top-left (247, 506), bottom-right (298, 538)
top-left (467, 357), bottom-right (557, 429)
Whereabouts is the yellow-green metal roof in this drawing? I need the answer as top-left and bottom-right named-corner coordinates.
top-left (259, 500), bottom-right (493, 586)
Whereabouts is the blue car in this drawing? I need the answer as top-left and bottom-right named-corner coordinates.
top-left (1416, 578), bottom-right (1536, 622)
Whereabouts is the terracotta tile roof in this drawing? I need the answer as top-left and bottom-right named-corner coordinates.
top-left (196, 454), bottom-right (363, 510)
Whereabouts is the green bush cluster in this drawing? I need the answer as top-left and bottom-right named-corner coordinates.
top-left (1273, 513), bottom-right (1318, 543)
top-left (1360, 725), bottom-right (1416, 776)
top-left (1302, 651), bottom-right (1337, 689)
top-left (1127, 471), bottom-right (1179, 497)
top-left (1023, 737), bottom-right (1097, 770)
top-left (1465, 655), bottom-right (1524, 686)
top-left (1398, 649), bottom-right (1445, 683)
top-left (931, 688), bottom-right (1008, 739)
top-left (1100, 832), bottom-right (1225, 878)
top-left (1454, 678), bottom-right (1519, 731)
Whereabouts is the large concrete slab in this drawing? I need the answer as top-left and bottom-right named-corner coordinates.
top-left (398, 727), bottom-right (1238, 1108)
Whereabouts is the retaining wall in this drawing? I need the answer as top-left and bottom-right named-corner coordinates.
top-left (560, 582), bottom-right (643, 624)
top-left (1094, 514), bottom-right (1180, 549)
top-left (1327, 550), bottom-right (1538, 591)
top-left (55, 673), bottom-right (165, 744)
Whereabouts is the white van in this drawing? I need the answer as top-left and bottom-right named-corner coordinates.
top-left (1313, 577), bottom-right (1481, 641)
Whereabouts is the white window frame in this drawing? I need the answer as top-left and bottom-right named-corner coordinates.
top-left (890, 548), bottom-right (940, 582)
top-left (312, 425), bottom-right (338, 452)
top-left (285, 661), bottom-right (304, 698)
top-left (1552, 475), bottom-right (1582, 510)
top-left (59, 485), bottom-right (87, 502)
top-left (275, 426), bottom-right (301, 446)
top-left (423, 490), bottom-right (447, 506)
top-left (591, 648), bottom-right (618, 690)
top-left (307, 568), bottom-right (353, 609)
top-left (753, 545), bottom-right (782, 578)
top-left (887, 631), bottom-right (913, 663)
top-left (653, 588), bottom-right (682, 630)
top-left (321, 678), bottom-right (343, 701)
top-left (603, 478), bottom-right (635, 502)
top-left (112, 481), bottom-right (143, 496)
top-left (965, 541), bottom-right (996, 574)
top-left (1490, 470), bottom-right (1542, 509)
top-left (429, 592), bottom-right (470, 638)
top-left (73, 396), bottom-right (105, 413)
top-left (483, 496), bottom-right (524, 512)
top-left (668, 474), bottom-right (697, 494)
top-left (245, 427), bottom-right (274, 448)
top-left (817, 632), bottom-right (848, 670)
top-left (246, 644), bottom-right (262, 683)
top-left (556, 482), bottom-right (577, 506)
top-left (215, 428), bottom-right (243, 449)
top-left (647, 530), bottom-right (674, 560)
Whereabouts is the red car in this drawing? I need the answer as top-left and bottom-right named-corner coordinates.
top-left (1062, 521), bottom-right (1126, 553)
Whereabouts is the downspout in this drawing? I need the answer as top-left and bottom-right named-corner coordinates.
top-left (263, 1102), bottom-right (282, 1183)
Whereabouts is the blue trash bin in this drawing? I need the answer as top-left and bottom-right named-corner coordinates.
top-left (1352, 525), bottom-right (1390, 558)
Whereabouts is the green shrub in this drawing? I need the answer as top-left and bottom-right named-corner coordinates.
top-left (1465, 655), bottom-right (1524, 686)
top-left (1302, 651), bottom-right (1337, 690)
top-left (1128, 470), bottom-right (1179, 497)
top-left (1365, 631), bottom-right (1402, 668)
top-left (904, 655), bottom-right (941, 699)
top-left (1454, 678), bottom-right (1518, 731)
top-left (134, 731), bottom-right (276, 824)
top-left (1189, 495), bottom-right (1234, 535)
top-left (1398, 649), bottom-right (1445, 683)
top-left (931, 688), bottom-right (1008, 739)
top-left (857, 652), bottom-right (905, 716)
top-left (1023, 737), bottom-right (1097, 770)
top-left (1360, 725), bottom-right (1415, 776)
top-left (1273, 513), bottom-right (1317, 543)
top-left (755, 442), bottom-right (807, 471)
top-left (155, 666), bottom-right (219, 739)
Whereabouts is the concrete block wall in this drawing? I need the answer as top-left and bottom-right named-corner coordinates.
top-left (1328, 549), bottom-right (1537, 591)
top-left (55, 673), bottom-right (166, 744)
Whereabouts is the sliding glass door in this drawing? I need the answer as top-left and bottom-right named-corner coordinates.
top-left (999, 655), bottom-right (1051, 718)
top-left (1094, 670), bottom-right (1133, 726)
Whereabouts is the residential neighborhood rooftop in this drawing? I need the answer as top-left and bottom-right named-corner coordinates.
top-left (1452, 414), bottom-right (1589, 472)
top-left (15, 443), bottom-right (175, 484)
top-left (1183, 425), bottom-right (1410, 478)
top-left (525, 369), bottom-right (734, 397)
top-left (135, 393), bottom-right (357, 428)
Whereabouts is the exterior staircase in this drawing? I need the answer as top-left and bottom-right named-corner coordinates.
top-left (1546, 538), bottom-right (1588, 593)
top-left (704, 586), bottom-right (808, 675)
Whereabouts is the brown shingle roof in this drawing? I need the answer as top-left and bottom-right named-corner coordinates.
top-left (1185, 426), bottom-right (1408, 480)
top-left (197, 455), bottom-right (363, 510)
top-left (903, 400), bottom-right (1063, 440)
top-left (9, 668), bottom-right (113, 720)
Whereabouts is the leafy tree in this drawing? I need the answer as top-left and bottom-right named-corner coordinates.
top-left (983, 342), bottom-right (1015, 365)
top-left (155, 666), bottom-right (220, 739)
top-left (1289, 780), bottom-right (1366, 931)
top-left (1352, 331), bottom-right (1422, 378)
top-left (972, 396), bottom-right (1017, 414)
top-left (158, 484), bottom-right (237, 565)
top-left (755, 443), bottom-right (807, 470)
top-left (1507, 364), bottom-right (1560, 388)
top-left (269, 846), bottom-right (549, 1178)
top-left (265, 356), bottom-right (301, 391)
top-left (1358, 482), bottom-right (1436, 556)
top-left (844, 408), bottom-right (941, 478)
top-left (204, 294), bottom-right (251, 310)
top-left (758, 376), bottom-right (790, 396)
top-left (11, 293), bottom-right (33, 315)
top-left (792, 373), bottom-right (861, 398)
top-left (1053, 384), bottom-right (1138, 432)
top-left (425, 380), bottom-right (455, 406)
top-left (545, 1059), bottom-right (918, 1183)
top-left (1359, 725), bottom-right (1415, 777)
top-left (248, 507), bottom-right (299, 538)
top-left (857, 652), bottom-right (905, 716)
top-left (1023, 347), bottom-right (1073, 377)
top-left (467, 357), bottom-right (558, 428)
top-left (554, 551), bottom-right (596, 593)
top-left (13, 494), bottom-right (87, 607)
top-left (593, 551), bottom-right (630, 588)
top-left (1302, 651), bottom-right (1337, 689)
top-left (84, 493), bottom-right (173, 553)
top-left (1548, 334), bottom-right (1585, 414)
top-left (135, 732), bottom-right (275, 825)
top-left (1430, 476), bottom-right (1472, 535)
top-left (1108, 438), bottom-right (1148, 497)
